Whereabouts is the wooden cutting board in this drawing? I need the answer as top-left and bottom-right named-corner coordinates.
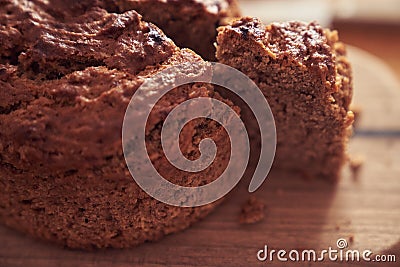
top-left (1, 47), bottom-right (399, 267)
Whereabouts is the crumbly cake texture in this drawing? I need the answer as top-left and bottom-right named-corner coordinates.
top-left (239, 196), bottom-right (265, 225)
top-left (109, 0), bottom-right (241, 60)
top-left (216, 17), bottom-right (354, 180)
top-left (0, 1), bottom-right (237, 249)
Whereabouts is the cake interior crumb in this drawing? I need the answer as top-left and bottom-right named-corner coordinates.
top-left (239, 196), bottom-right (266, 225)
top-left (349, 155), bottom-right (364, 180)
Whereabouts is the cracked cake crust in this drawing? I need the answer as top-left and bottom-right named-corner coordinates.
top-left (109, 0), bottom-right (241, 60)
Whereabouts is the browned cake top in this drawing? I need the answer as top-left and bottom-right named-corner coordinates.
top-left (223, 17), bottom-right (337, 89)
top-left (1, 0), bottom-right (179, 79)
top-left (0, 0), bottom-right (215, 176)
top-left (108, 0), bottom-right (240, 60)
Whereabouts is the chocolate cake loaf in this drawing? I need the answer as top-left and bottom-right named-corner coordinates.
top-left (0, 1), bottom-right (236, 249)
top-left (110, 0), bottom-right (241, 60)
top-left (216, 18), bottom-right (354, 180)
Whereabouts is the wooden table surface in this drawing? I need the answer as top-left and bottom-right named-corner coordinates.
top-left (1, 19), bottom-right (400, 267)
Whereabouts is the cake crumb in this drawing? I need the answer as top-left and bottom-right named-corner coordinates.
top-left (239, 196), bottom-right (265, 224)
top-left (349, 155), bottom-right (364, 180)
top-left (349, 235), bottom-right (354, 244)
top-left (350, 105), bottom-right (362, 129)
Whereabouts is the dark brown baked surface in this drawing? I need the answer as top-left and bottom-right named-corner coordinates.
top-left (216, 17), bottom-right (354, 180)
top-left (0, 1), bottom-right (235, 249)
top-left (0, 0), bottom-right (240, 63)
top-left (110, 0), bottom-right (241, 60)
